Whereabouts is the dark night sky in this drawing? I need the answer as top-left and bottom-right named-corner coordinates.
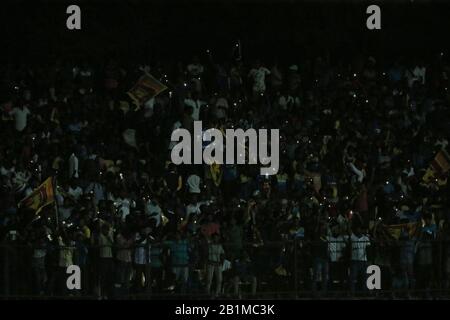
top-left (0, 1), bottom-right (449, 63)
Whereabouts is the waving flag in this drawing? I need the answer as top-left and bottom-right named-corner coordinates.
top-left (127, 72), bottom-right (167, 108)
top-left (18, 177), bottom-right (55, 214)
top-left (430, 149), bottom-right (450, 174)
top-left (423, 149), bottom-right (450, 183)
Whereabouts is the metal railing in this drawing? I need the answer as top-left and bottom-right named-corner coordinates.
top-left (0, 239), bottom-right (449, 299)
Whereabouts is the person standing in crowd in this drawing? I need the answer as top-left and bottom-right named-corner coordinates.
top-left (150, 238), bottom-right (165, 294)
top-left (398, 225), bottom-right (417, 297)
top-left (73, 231), bottom-right (89, 296)
top-left (30, 230), bottom-right (47, 296)
top-left (311, 225), bottom-right (330, 296)
top-left (206, 233), bottom-right (225, 298)
top-left (166, 231), bottom-right (190, 294)
top-left (115, 227), bottom-right (133, 294)
top-left (98, 223), bottom-right (114, 299)
top-left (327, 225), bottom-right (349, 291)
top-left (57, 227), bottom-right (75, 296)
top-left (9, 103), bottom-right (31, 133)
top-left (134, 228), bottom-right (153, 295)
top-left (248, 60), bottom-right (270, 100)
top-left (349, 226), bottom-right (371, 295)
top-left (0, 45), bottom-right (450, 301)
top-left (416, 228), bottom-right (434, 298)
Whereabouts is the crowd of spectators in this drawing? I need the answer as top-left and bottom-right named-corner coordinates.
top-left (0, 49), bottom-right (450, 299)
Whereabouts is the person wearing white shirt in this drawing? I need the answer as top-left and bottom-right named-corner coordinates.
top-left (351, 232), bottom-right (370, 262)
top-left (109, 194), bottom-right (132, 222)
top-left (186, 201), bottom-right (202, 220)
top-left (145, 199), bottom-right (162, 227)
top-left (328, 233), bottom-right (349, 262)
top-left (248, 63), bottom-right (271, 94)
top-left (58, 196), bottom-right (73, 221)
top-left (9, 105), bottom-right (31, 132)
top-left (327, 230), bottom-right (349, 290)
top-left (349, 228), bottom-right (371, 294)
top-left (84, 180), bottom-right (106, 205)
top-left (185, 198), bottom-right (212, 221)
top-left (348, 162), bottom-right (366, 183)
top-left (68, 183), bottom-right (83, 201)
top-left (134, 230), bottom-right (152, 293)
top-left (68, 153), bottom-right (79, 178)
top-left (118, 205), bottom-right (131, 223)
top-left (186, 174), bottom-right (201, 194)
top-left (60, 180), bottom-right (83, 220)
top-left (184, 96), bottom-right (206, 121)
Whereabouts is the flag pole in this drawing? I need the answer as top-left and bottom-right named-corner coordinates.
top-left (238, 39), bottom-right (242, 61)
top-left (53, 176), bottom-right (60, 231)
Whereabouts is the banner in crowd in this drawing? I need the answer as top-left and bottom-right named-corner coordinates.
top-left (386, 222), bottom-right (419, 240)
top-left (127, 72), bottom-right (167, 107)
top-left (18, 176), bottom-right (55, 214)
top-left (210, 162), bottom-right (223, 187)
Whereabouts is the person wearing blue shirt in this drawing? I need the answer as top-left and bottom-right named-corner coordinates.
top-left (165, 232), bottom-right (190, 293)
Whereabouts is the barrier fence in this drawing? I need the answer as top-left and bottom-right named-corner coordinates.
top-left (0, 239), bottom-right (449, 299)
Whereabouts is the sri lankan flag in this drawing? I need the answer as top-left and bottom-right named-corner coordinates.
top-left (430, 149), bottom-right (450, 174)
top-left (127, 72), bottom-right (167, 108)
top-left (18, 177), bottom-right (55, 214)
top-left (423, 149), bottom-right (450, 183)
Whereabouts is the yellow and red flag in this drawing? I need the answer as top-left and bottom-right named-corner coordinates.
top-left (423, 149), bottom-right (450, 183)
top-left (18, 177), bottom-right (55, 214)
top-left (127, 72), bottom-right (167, 107)
top-left (386, 222), bottom-right (419, 240)
top-left (430, 149), bottom-right (450, 174)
